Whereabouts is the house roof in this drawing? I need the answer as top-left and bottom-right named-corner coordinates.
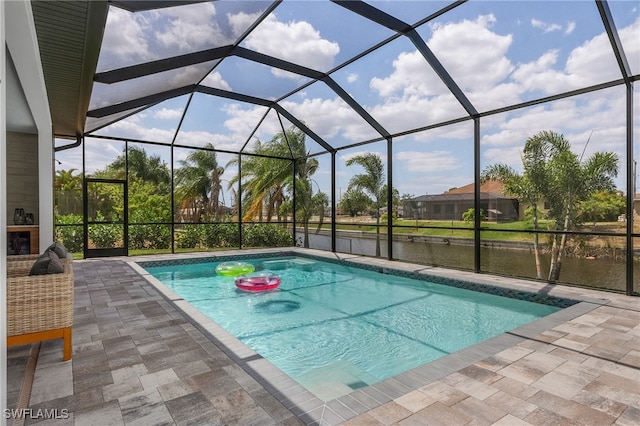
top-left (444, 179), bottom-right (505, 195)
top-left (408, 180), bottom-right (514, 202)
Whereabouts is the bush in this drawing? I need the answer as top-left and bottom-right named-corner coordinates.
top-left (129, 224), bottom-right (171, 250)
top-left (462, 208), bottom-right (486, 223)
top-left (242, 223), bottom-right (293, 247)
top-left (55, 214), bottom-right (84, 253)
top-left (88, 225), bottom-right (121, 248)
top-left (380, 212), bottom-right (398, 222)
top-left (175, 225), bottom-right (202, 249)
top-left (202, 222), bottom-right (240, 248)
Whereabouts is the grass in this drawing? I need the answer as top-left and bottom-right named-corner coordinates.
top-left (312, 218), bottom-right (629, 244)
top-left (330, 219), bottom-right (543, 241)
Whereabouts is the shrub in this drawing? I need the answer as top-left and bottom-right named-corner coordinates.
top-left (175, 225), bottom-right (202, 249)
top-left (88, 224), bottom-right (121, 248)
top-left (129, 224), bottom-right (171, 250)
top-left (462, 208), bottom-right (486, 223)
top-left (55, 214), bottom-right (84, 253)
top-left (202, 222), bottom-right (240, 248)
top-left (242, 223), bottom-right (293, 247)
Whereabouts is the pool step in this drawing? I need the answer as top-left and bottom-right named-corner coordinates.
top-left (298, 359), bottom-right (377, 401)
top-left (260, 258), bottom-right (316, 271)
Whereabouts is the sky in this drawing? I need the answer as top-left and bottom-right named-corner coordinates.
top-left (56, 0), bottom-right (640, 205)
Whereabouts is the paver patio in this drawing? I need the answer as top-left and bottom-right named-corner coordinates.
top-left (6, 249), bottom-right (640, 425)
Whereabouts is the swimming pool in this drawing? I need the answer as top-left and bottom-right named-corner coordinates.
top-left (142, 255), bottom-right (569, 401)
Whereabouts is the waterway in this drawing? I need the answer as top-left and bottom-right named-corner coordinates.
top-left (304, 231), bottom-right (638, 294)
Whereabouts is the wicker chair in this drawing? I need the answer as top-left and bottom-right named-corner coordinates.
top-left (6, 260), bottom-right (74, 361)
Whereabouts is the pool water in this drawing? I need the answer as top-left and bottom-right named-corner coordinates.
top-left (145, 256), bottom-right (561, 400)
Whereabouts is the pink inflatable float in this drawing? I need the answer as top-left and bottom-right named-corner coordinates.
top-left (235, 272), bottom-right (281, 292)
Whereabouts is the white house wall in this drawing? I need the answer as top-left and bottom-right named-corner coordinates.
top-left (2, 1), bottom-right (53, 418)
top-left (5, 0), bottom-right (53, 251)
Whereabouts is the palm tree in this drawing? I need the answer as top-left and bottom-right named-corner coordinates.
top-left (346, 153), bottom-right (385, 256)
top-left (228, 126), bottom-right (323, 248)
top-left (227, 142), bottom-right (287, 223)
top-left (527, 132), bottom-right (618, 281)
top-left (483, 130), bottom-right (619, 282)
top-left (175, 143), bottom-right (225, 222)
top-left (312, 192), bottom-right (329, 234)
top-left (108, 146), bottom-right (170, 189)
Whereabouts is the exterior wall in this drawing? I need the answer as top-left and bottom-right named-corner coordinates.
top-left (3, 1), bottom-right (53, 409)
top-left (1, 0), bottom-right (7, 415)
top-left (6, 131), bottom-right (39, 225)
top-left (5, 0), bottom-right (53, 250)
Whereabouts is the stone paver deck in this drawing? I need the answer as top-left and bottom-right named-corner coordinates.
top-left (6, 248), bottom-right (640, 425)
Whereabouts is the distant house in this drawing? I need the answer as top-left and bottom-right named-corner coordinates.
top-left (403, 180), bottom-right (519, 223)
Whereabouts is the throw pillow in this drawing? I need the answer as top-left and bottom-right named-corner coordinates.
top-left (46, 241), bottom-right (68, 259)
top-left (29, 250), bottom-right (64, 275)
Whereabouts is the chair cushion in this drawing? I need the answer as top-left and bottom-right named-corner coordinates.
top-left (29, 250), bottom-right (64, 275)
top-left (46, 241), bottom-right (68, 259)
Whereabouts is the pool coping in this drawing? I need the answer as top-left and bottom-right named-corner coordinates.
top-left (128, 247), bottom-right (614, 425)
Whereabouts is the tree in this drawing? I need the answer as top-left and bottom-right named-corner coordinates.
top-left (346, 153), bottom-right (385, 256)
top-left (380, 184), bottom-right (400, 218)
top-left (338, 188), bottom-right (372, 216)
top-left (175, 143), bottom-right (225, 222)
top-left (228, 126), bottom-right (325, 248)
top-left (578, 190), bottom-right (626, 224)
top-left (483, 130), bottom-right (619, 282)
top-left (462, 208), bottom-right (486, 223)
top-left (108, 145), bottom-right (170, 189)
top-left (54, 168), bottom-right (82, 215)
top-left (312, 192), bottom-right (329, 234)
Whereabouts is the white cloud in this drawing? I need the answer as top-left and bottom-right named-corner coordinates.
top-left (155, 3), bottom-right (227, 52)
top-left (280, 97), bottom-right (380, 144)
top-left (565, 21), bottom-right (576, 35)
top-left (228, 11), bottom-right (263, 38)
top-left (97, 118), bottom-right (176, 144)
top-left (370, 51), bottom-right (445, 98)
top-left (243, 14), bottom-right (339, 74)
top-left (154, 108), bottom-right (183, 120)
top-left (564, 29), bottom-right (626, 84)
top-left (368, 94), bottom-right (467, 135)
top-left (201, 71), bottom-right (232, 91)
top-left (395, 151), bottom-right (460, 173)
top-left (620, 18), bottom-right (640, 72)
top-left (531, 18), bottom-right (562, 33)
top-left (370, 14), bottom-right (514, 113)
top-left (174, 129), bottom-right (239, 151)
top-left (347, 73), bottom-right (359, 83)
top-left (482, 146), bottom-right (523, 170)
top-left (429, 14), bottom-right (514, 91)
top-left (222, 103), bottom-right (271, 139)
top-left (101, 7), bottom-right (154, 65)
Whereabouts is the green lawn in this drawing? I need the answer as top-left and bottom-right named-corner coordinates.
top-left (320, 219), bottom-right (557, 242)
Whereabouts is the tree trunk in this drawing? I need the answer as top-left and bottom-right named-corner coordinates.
top-left (315, 205), bottom-right (324, 234)
top-left (303, 222), bottom-right (310, 248)
top-left (532, 205), bottom-right (543, 280)
top-left (547, 233), bottom-right (560, 282)
top-left (375, 213), bottom-right (381, 257)
top-left (548, 207), bottom-right (571, 282)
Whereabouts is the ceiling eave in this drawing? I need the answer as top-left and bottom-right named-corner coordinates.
top-left (31, 0), bottom-right (108, 138)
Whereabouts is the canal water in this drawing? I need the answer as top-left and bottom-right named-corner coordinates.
top-left (304, 232), bottom-right (637, 294)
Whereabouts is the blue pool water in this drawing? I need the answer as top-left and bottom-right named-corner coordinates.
top-left (144, 256), bottom-right (562, 400)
